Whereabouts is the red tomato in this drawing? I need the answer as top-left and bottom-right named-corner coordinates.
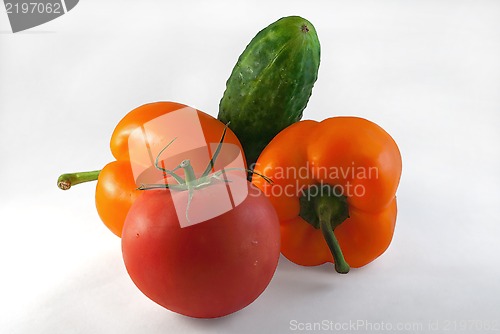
top-left (121, 176), bottom-right (281, 318)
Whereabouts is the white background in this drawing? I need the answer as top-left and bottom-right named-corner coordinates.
top-left (1, 1), bottom-right (500, 333)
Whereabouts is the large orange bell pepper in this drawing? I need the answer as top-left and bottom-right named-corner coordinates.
top-left (252, 117), bottom-right (402, 273)
top-left (58, 101), bottom-right (243, 237)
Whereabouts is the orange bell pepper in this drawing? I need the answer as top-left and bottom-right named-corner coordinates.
top-left (57, 101), bottom-right (243, 237)
top-left (252, 117), bottom-right (402, 273)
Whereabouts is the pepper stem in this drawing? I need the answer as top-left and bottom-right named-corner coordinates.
top-left (299, 184), bottom-right (350, 274)
top-left (316, 196), bottom-right (350, 274)
top-left (57, 170), bottom-right (101, 190)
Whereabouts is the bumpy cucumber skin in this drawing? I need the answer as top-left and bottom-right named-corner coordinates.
top-left (218, 16), bottom-right (321, 167)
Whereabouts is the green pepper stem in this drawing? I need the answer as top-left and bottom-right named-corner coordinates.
top-left (57, 170), bottom-right (101, 190)
top-left (319, 219), bottom-right (350, 274)
top-left (315, 194), bottom-right (350, 274)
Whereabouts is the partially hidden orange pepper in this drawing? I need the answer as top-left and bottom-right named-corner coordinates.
top-left (252, 117), bottom-right (402, 273)
top-left (58, 101), bottom-right (243, 237)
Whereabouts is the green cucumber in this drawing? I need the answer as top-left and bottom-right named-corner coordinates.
top-left (218, 16), bottom-right (321, 167)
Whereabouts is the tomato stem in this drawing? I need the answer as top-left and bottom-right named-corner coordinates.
top-left (57, 170), bottom-right (101, 190)
top-left (180, 160), bottom-right (197, 184)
